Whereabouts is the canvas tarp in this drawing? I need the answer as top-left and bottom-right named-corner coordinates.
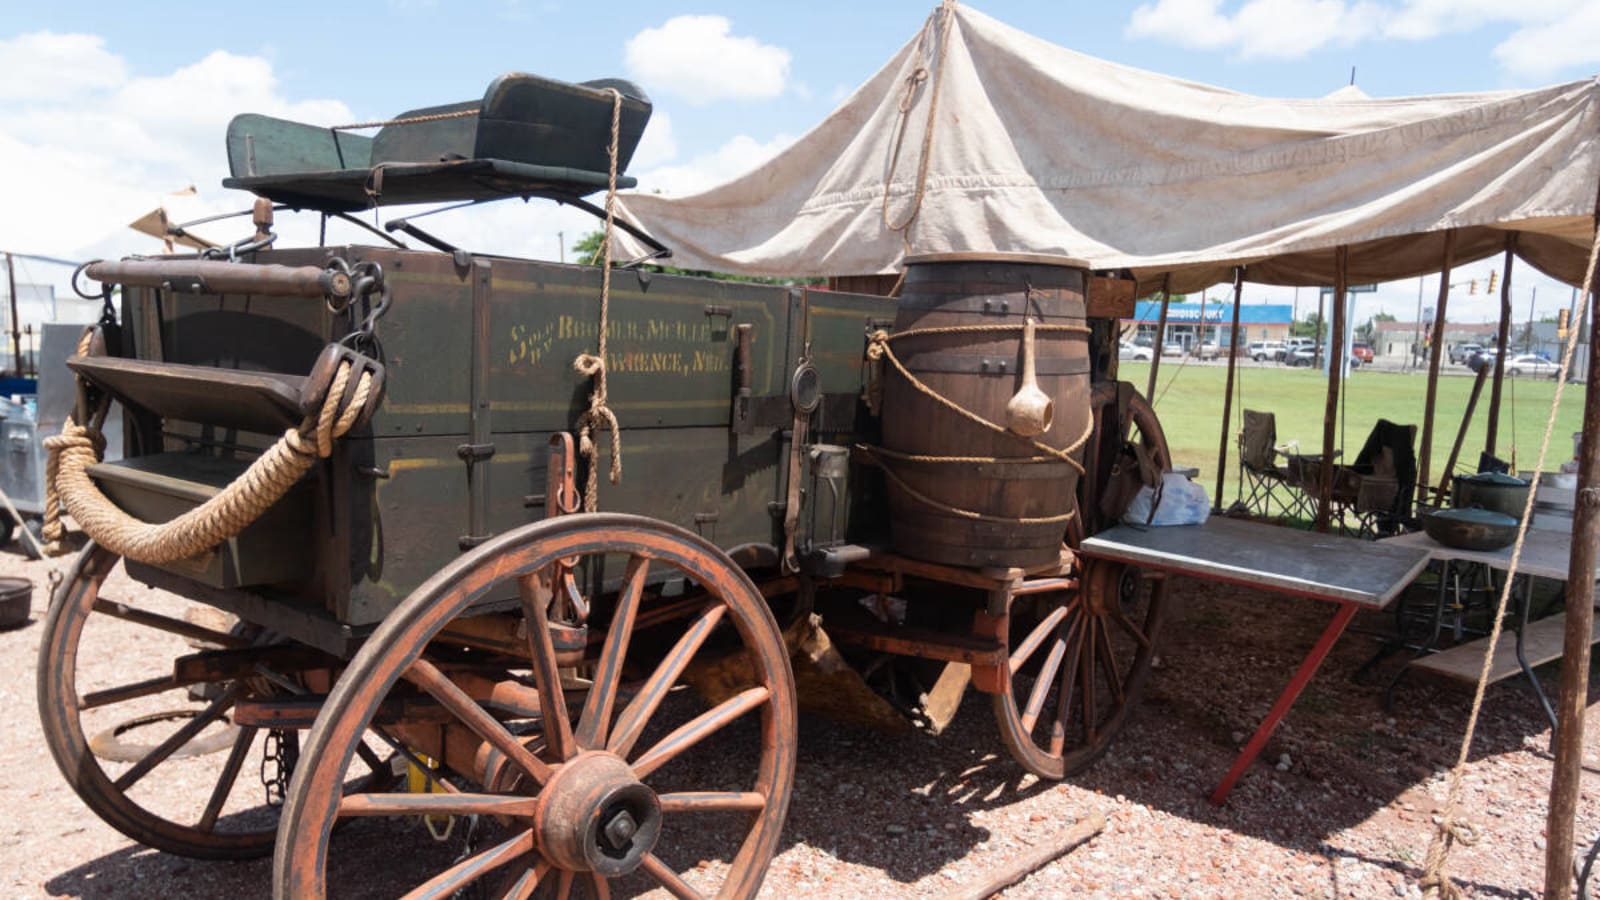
top-left (612, 3), bottom-right (1600, 293)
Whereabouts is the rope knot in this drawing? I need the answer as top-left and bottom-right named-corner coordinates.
top-left (866, 330), bottom-right (891, 361)
top-left (573, 352), bottom-right (605, 379)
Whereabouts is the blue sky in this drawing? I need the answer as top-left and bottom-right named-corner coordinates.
top-left (2, 0), bottom-right (1597, 322)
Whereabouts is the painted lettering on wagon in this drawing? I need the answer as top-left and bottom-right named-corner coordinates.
top-left (506, 315), bottom-right (728, 376)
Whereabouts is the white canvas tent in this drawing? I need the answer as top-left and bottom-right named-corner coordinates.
top-left (613, 3), bottom-right (1600, 292)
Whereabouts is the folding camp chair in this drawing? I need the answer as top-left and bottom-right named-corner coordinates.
top-left (1233, 409), bottom-right (1295, 519)
top-left (1339, 419), bottom-right (1418, 538)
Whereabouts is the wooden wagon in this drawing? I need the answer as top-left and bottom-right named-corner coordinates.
top-left (36, 73), bottom-right (1172, 898)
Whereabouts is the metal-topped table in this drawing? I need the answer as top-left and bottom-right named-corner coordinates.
top-left (1081, 516), bottom-right (1431, 803)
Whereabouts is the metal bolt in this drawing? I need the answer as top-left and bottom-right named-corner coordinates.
top-left (603, 809), bottom-right (638, 848)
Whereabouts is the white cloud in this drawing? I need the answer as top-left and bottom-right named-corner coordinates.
top-left (628, 110), bottom-right (678, 170)
top-left (1126, 0), bottom-right (1382, 59)
top-left (1491, 3), bottom-right (1600, 79)
top-left (0, 36), bottom-right (357, 261)
top-left (634, 132), bottom-right (797, 197)
top-left (1125, 0), bottom-right (1597, 78)
top-left (624, 16), bottom-right (791, 104)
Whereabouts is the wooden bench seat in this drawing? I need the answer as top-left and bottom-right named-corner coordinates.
top-left (1409, 613), bottom-right (1600, 684)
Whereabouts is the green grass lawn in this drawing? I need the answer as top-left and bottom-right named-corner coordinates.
top-left (1115, 361), bottom-right (1587, 507)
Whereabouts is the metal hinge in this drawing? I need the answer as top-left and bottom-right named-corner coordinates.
top-left (456, 443), bottom-right (496, 463)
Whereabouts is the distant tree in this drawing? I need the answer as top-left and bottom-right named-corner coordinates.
top-left (570, 228), bottom-right (821, 285)
top-left (1290, 313), bottom-right (1324, 338)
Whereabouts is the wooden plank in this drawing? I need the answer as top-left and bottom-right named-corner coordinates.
top-left (1410, 612), bottom-right (1600, 683)
top-left (1080, 517), bottom-right (1429, 608)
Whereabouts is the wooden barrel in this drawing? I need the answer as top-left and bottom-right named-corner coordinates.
top-left (878, 255), bottom-right (1093, 568)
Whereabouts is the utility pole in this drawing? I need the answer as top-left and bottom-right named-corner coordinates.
top-left (4, 252), bottom-right (18, 378)
top-left (558, 231), bottom-right (565, 264)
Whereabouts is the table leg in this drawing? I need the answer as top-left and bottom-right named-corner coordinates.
top-left (1511, 573), bottom-right (1558, 735)
top-left (1210, 601), bottom-right (1359, 804)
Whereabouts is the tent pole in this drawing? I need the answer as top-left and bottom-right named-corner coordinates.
top-left (1146, 275), bottom-right (1171, 401)
top-left (1486, 234), bottom-right (1517, 459)
top-left (1544, 192), bottom-right (1600, 900)
top-left (1417, 229), bottom-right (1458, 506)
top-left (1316, 248), bottom-right (1349, 532)
top-left (1215, 268), bottom-right (1245, 511)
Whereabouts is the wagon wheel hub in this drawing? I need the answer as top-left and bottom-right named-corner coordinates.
top-left (534, 751), bottom-right (661, 876)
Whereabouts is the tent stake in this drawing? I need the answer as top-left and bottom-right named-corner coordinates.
top-left (1417, 229), bottom-right (1457, 506)
top-left (1215, 267), bottom-right (1245, 510)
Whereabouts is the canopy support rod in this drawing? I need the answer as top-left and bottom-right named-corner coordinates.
top-left (1485, 234), bottom-right (1518, 459)
top-left (1145, 275), bottom-right (1171, 402)
top-left (1316, 247), bottom-right (1349, 532)
top-left (1544, 185), bottom-right (1600, 900)
top-left (1417, 229), bottom-right (1458, 506)
top-left (1215, 267), bottom-right (1245, 511)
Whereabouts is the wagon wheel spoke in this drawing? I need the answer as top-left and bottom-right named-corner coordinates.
top-left (519, 572), bottom-right (575, 762)
top-left (80, 674), bottom-right (185, 709)
top-left (503, 859), bottom-right (552, 900)
top-left (90, 598), bottom-right (246, 647)
top-left (403, 657), bottom-right (553, 785)
top-left (589, 872), bottom-right (611, 899)
top-left (1096, 615), bottom-right (1126, 707)
top-left (576, 555), bottom-right (649, 750)
top-left (1080, 617), bottom-right (1098, 744)
top-left (640, 852), bottom-right (704, 900)
top-left (339, 792), bottom-right (539, 818)
top-left (607, 603), bottom-right (727, 760)
top-left (1110, 605), bottom-right (1153, 651)
top-left (113, 682), bottom-right (241, 791)
top-left (632, 686), bottom-right (770, 779)
top-left (1020, 620), bottom-right (1070, 733)
top-left (397, 830), bottom-right (536, 900)
top-left (197, 725), bottom-right (258, 831)
top-left (1008, 603), bottom-right (1070, 675)
top-left (659, 791), bottom-right (767, 813)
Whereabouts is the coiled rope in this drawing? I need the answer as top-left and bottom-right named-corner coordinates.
top-left (41, 331), bottom-right (374, 562)
top-left (866, 323), bottom-right (1094, 475)
top-left (1419, 220), bottom-right (1600, 899)
top-left (572, 88), bottom-right (625, 512)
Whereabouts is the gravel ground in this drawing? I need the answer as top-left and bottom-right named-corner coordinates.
top-left (5, 542), bottom-right (1599, 899)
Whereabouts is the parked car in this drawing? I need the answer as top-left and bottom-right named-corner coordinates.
top-left (1248, 340), bottom-right (1285, 362)
top-left (1352, 342), bottom-right (1373, 363)
top-left (1286, 346), bottom-right (1317, 367)
top-left (1506, 353), bottom-right (1558, 378)
top-left (1192, 341), bottom-right (1220, 360)
top-left (1118, 340), bottom-right (1153, 361)
top-left (1161, 341), bottom-right (1184, 358)
top-left (1451, 342), bottom-right (1483, 366)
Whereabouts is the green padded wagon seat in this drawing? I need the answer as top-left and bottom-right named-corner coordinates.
top-left (222, 73), bottom-right (651, 211)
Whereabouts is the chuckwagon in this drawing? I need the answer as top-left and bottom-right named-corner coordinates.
top-left (36, 72), bottom-right (1171, 898)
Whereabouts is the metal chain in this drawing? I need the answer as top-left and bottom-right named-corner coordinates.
top-left (260, 728), bottom-right (299, 807)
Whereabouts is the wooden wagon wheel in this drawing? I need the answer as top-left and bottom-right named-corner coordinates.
top-left (274, 513), bottom-right (796, 900)
top-left (991, 387), bottom-right (1172, 779)
top-left (36, 544), bottom-right (390, 859)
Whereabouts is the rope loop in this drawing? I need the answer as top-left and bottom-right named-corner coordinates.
top-left (571, 87), bottom-right (627, 512)
top-left (43, 358), bottom-right (374, 562)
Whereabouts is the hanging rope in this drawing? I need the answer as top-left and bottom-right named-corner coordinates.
top-left (865, 323), bottom-right (1094, 475)
top-left (572, 88), bottom-right (625, 512)
top-left (41, 333), bottom-right (375, 562)
top-left (1419, 222), bottom-right (1600, 898)
top-left (881, 0), bottom-right (956, 262)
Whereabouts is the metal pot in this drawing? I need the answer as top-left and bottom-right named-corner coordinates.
top-left (1452, 472), bottom-right (1532, 521)
top-left (1423, 507), bottom-right (1519, 551)
top-left (0, 576), bottom-right (30, 630)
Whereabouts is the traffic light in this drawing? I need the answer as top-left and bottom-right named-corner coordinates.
top-left (1469, 279), bottom-right (1477, 295)
top-left (1558, 308), bottom-right (1571, 339)
top-left (1487, 270), bottom-right (1499, 294)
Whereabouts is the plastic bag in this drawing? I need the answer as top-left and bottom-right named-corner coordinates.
top-left (1123, 472), bottom-right (1211, 526)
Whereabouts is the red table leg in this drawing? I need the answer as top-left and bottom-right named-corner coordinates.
top-left (1209, 601), bottom-right (1359, 804)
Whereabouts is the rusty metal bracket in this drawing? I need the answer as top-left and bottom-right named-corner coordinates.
top-left (456, 443), bottom-right (496, 462)
top-left (546, 433), bottom-right (579, 519)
